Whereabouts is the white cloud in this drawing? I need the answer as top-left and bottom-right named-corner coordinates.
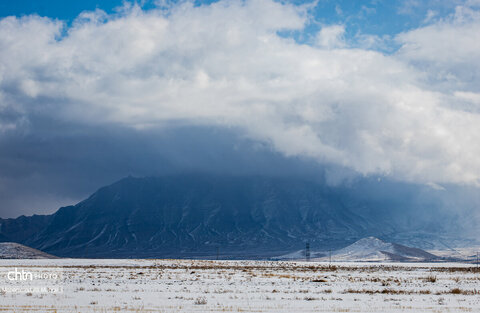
top-left (354, 33), bottom-right (392, 51)
top-left (455, 91), bottom-right (480, 106)
top-left (315, 25), bottom-right (346, 49)
top-left (423, 9), bottom-right (438, 24)
top-left (466, 0), bottom-right (480, 7)
top-left (396, 5), bottom-right (480, 92)
top-left (1, 0), bottom-right (480, 185)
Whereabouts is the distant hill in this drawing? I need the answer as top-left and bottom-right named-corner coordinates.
top-left (320, 237), bottom-right (438, 262)
top-left (0, 242), bottom-right (58, 259)
top-left (278, 237), bottom-right (439, 262)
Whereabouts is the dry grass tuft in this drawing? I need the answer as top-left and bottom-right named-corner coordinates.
top-left (450, 288), bottom-right (462, 294)
top-left (194, 296), bottom-right (207, 305)
top-left (424, 275), bottom-right (437, 283)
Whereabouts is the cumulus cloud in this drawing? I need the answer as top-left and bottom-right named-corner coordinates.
top-left (396, 4), bottom-right (480, 92)
top-left (1, 0), bottom-right (480, 187)
top-left (315, 25), bottom-right (346, 48)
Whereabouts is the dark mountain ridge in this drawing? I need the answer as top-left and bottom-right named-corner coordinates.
top-left (0, 174), bottom-right (470, 258)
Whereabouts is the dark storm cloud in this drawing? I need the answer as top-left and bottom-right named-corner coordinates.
top-left (0, 114), bottom-right (330, 217)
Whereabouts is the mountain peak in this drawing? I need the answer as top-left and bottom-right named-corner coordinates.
top-left (350, 237), bottom-right (387, 248)
top-left (327, 237), bottom-right (438, 262)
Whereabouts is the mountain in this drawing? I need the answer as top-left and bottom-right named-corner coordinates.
top-left (321, 237), bottom-right (438, 262)
top-left (0, 242), bottom-right (58, 259)
top-left (0, 174), bottom-right (472, 258)
top-left (0, 214), bottom-right (53, 243)
top-left (277, 237), bottom-right (439, 262)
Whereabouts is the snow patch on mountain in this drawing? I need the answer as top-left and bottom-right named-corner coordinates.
top-left (276, 237), bottom-right (440, 262)
top-left (320, 237), bottom-right (438, 262)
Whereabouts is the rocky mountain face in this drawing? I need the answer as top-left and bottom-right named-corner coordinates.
top-left (0, 174), bottom-right (469, 258)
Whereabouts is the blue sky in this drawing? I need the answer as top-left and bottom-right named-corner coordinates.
top-left (0, 0), bottom-right (462, 40)
top-left (0, 0), bottom-right (127, 20)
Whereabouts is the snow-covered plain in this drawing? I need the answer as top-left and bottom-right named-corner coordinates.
top-left (0, 259), bottom-right (479, 312)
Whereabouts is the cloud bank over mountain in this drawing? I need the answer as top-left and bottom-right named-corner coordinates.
top-left (1, 0), bottom-right (480, 215)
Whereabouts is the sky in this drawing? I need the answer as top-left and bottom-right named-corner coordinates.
top-left (1, 0), bottom-right (480, 217)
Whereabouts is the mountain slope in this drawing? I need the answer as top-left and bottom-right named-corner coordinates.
top-left (0, 174), bottom-right (468, 259)
top-left (0, 242), bottom-right (58, 259)
top-left (0, 175), bottom-right (389, 258)
top-left (0, 214), bottom-right (52, 243)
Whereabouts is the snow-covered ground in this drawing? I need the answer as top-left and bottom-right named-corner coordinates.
top-left (0, 259), bottom-right (479, 312)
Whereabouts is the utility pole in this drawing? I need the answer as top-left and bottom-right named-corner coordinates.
top-left (476, 252), bottom-right (479, 271)
top-left (305, 242), bottom-right (310, 262)
top-left (329, 249), bottom-right (332, 267)
top-left (216, 247), bottom-right (219, 261)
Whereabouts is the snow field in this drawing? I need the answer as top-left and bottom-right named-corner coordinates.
top-left (0, 259), bottom-right (479, 312)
